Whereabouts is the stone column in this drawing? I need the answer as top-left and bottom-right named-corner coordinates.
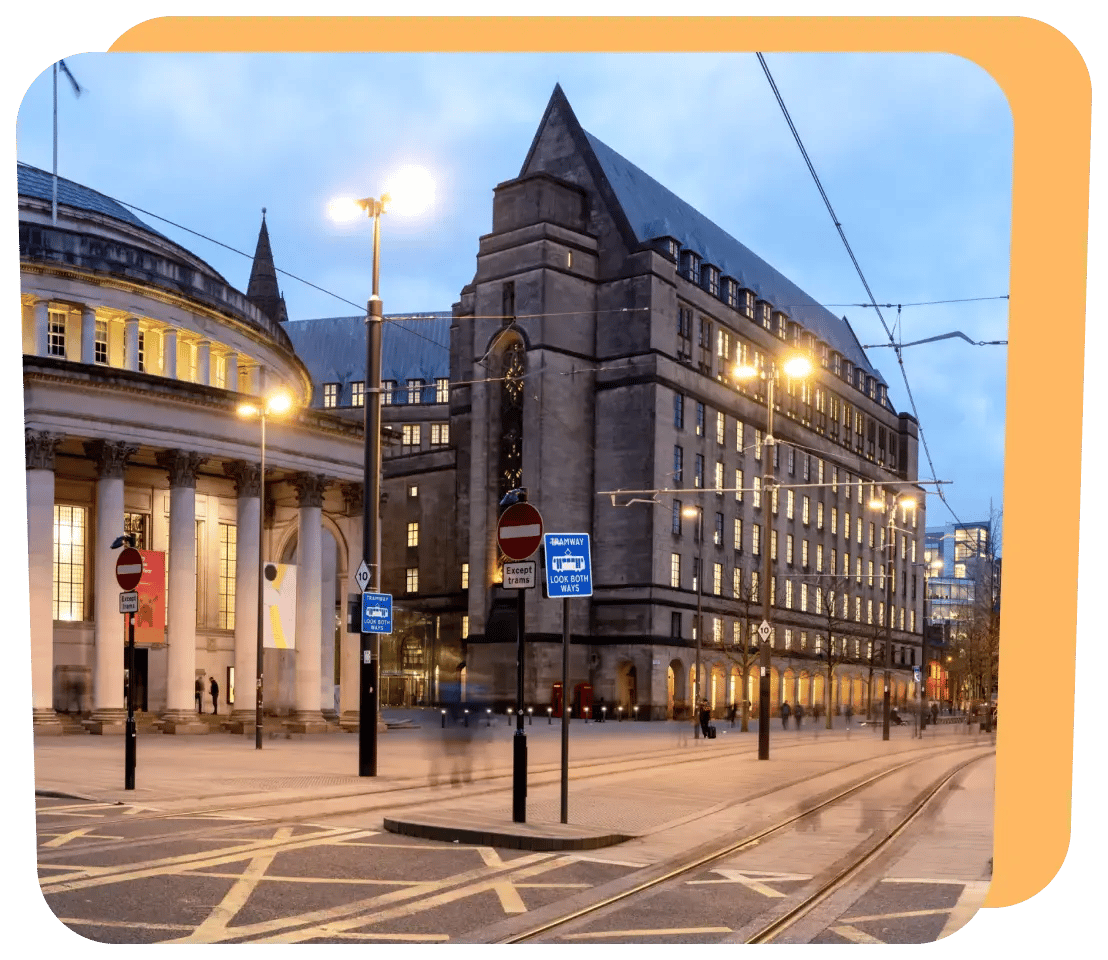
top-left (157, 449), bottom-right (208, 734)
top-left (320, 529), bottom-right (338, 722)
top-left (225, 354), bottom-right (239, 392)
top-left (80, 306), bottom-right (97, 365)
top-left (123, 317), bottom-right (139, 372)
top-left (196, 340), bottom-right (211, 386)
top-left (339, 484), bottom-right (362, 730)
top-left (162, 328), bottom-right (177, 379)
top-left (224, 461), bottom-right (261, 735)
top-left (84, 440), bottom-right (137, 733)
top-left (26, 431), bottom-right (64, 734)
top-left (287, 472), bottom-right (328, 732)
top-left (33, 300), bottom-right (50, 356)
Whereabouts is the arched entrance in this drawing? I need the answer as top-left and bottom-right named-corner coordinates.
top-left (667, 659), bottom-right (684, 719)
top-left (617, 660), bottom-right (638, 711)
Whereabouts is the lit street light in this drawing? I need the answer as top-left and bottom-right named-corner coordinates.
top-left (330, 168), bottom-right (432, 777)
top-left (682, 504), bottom-right (704, 738)
top-left (237, 389), bottom-right (295, 749)
top-left (734, 353), bottom-right (812, 760)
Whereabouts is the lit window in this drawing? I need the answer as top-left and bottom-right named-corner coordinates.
top-left (786, 534), bottom-right (794, 565)
top-left (817, 501), bottom-right (824, 530)
top-left (407, 522), bottom-right (419, 547)
top-left (736, 420), bottom-right (744, 452)
top-left (409, 484), bottom-right (418, 497)
top-left (431, 423), bottom-right (450, 446)
top-left (462, 615), bottom-right (469, 639)
top-left (832, 507), bottom-right (839, 535)
top-left (716, 411), bottom-right (725, 444)
top-left (733, 568), bottom-right (742, 597)
top-left (753, 476), bottom-right (761, 509)
top-left (94, 318), bottom-right (108, 364)
top-left (714, 512), bottom-right (724, 546)
top-left (670, 553), bottom-right (681, 588)
top-left (435, 378), bottom-right (449, 403)
top-left (802, 540), bottom-right (809, 568)
top-left (800, 583), bottom-right (808, 612)
top-left (351, 381), bottom-right (365, 407)
top-left (323, 383), bottom-right (340, 408)
top-left (407, 379), bottom-right (423, 404)
top-left (461, 563), bottom-right (469, 589)
top-left (48, 309), bottom-right (67, 358)
top-left (787, 489), bottom-right (795, 520)
top-left (713, 562), bottom-right (723, 596)
top-left (752, 525), bottom-right (761, 556)
top-left (733, 518), bottom-right (742, 550)
top-left (715, 461), bottom-right (724, 494)
top-left (816, 543), bottom-right (823, 571)
top-left (402, 424), bottom-right (421, 450)
top-left (383, 381), bottom-right (397, 404)
top-left (137, 331), bottom-right (146, 373)
top-left (405, 567), bottom-right (419, 593)
top-left (696, 403), bottom-right (705, 436)
top-left (218, 522), bottom-right (236, 629)
top-left (785, 580), bottom-right (793, 608)
top-left (53, 505), bottom-right (86, 621)
top-left (803, 496), bottom-right (810, 525)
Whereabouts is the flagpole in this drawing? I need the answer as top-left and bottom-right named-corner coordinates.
top-left (52, 63), bottom-right (58, 225)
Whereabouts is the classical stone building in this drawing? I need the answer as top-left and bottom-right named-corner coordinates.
top-left (20, 161), bottom-right (367, 735)
top-left (288, 86), bottom-right (930, 721)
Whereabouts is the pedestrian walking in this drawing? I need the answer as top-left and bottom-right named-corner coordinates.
top-left (844, 703), bottom-right (853, 727)
top-left (930, 701), bottom-right (939, 725)
top-left (780, 701), bottom-right (791, 728)
top-left (195, 676), bottom-right (204, 714)
top-left (728, 702), bottom-right (737, 728)
top-left (699, 700), bottom-right (711, 738)
top-left (209, 676), bottom-right (219, 715)
top-left (794, 702), bottom-right (804, 729)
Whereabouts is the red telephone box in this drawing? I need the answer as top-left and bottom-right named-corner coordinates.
top-left (573, 682), bottom-right (593, 719)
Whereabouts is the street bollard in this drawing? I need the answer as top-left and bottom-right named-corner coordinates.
top-left (441, 709), bottom-right (447, 729)
top-left (528, 707), bottom-right (533, 726)
top-left (463, 709), bottom-right (469, 728)
top-left (547, 707), bottom-right (552, 725)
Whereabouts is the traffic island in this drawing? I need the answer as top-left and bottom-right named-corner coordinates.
top-left (383, 813), bottom-right (634, 851)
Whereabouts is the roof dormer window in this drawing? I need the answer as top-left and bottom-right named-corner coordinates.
top-left (701, 264), bottom-right (720, 297)
top-left (655, 237), bottom-right (679, 261)
top-left (774, 312), bottom-right (788, 340)
top-left (841, 359), bottom-right (853, 382)
top-left (740, 289), bottom-right (755, 319)
top-left (759, 302), bottom-right (774, 331)
top-left (721, 277), bottom-right (736, 307)
top-left (680, 250), bottom-right (700, 282)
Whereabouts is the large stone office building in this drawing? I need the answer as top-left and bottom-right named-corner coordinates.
top-left (290, 86), bottom-right (930, 721)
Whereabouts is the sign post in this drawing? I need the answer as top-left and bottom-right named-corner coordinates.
top-left (543, 533), bottom-right (593, 824)
top-left (116, 547), bottom-right (143, 791)
top-left (497, 497), bottom-right (543, 824)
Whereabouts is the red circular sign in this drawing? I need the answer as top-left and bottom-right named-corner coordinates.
top-left (115, 547), bottom-right (144, 590)
top-left (497, 503), bottom-right (544, 561)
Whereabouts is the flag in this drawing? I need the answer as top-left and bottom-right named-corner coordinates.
top-left (58, 59), bottom-right (82, 97)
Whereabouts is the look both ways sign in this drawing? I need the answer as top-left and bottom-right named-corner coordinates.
top-left (542, 533), bottom-right (592, 598)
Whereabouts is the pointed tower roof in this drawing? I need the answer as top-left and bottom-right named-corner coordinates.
top-left (247, 209), bottom-right (287, 324)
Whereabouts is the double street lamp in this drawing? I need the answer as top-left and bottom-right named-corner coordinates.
top-left (237, 389), bottom-right (295, 749)
top-left (734, 353), bottom-right (813, 761)
top-left (330, 167), bottom-right (433, 777)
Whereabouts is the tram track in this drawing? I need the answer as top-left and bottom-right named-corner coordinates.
top-left (481, 742), bottom-right (993, 944)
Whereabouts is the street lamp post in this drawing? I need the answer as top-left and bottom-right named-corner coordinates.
top-left (330, 168), bottom-right (432, 778)
top-left (682, 504), bottom-right (704, 738)
top-left (237, 390), bottom-right (293, 749)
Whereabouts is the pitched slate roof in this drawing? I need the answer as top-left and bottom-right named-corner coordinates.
top-left (282, 314), bottom-right (451, 398)
top-left (529, 86), bottom-right (883, 385)
top-left (17, 161), bottom-right (168, 238)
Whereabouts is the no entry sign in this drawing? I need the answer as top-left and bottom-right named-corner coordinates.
top-left (115, 548), bottom-right (144, 590)
top-left (497, 502), bottom-right (544, 561)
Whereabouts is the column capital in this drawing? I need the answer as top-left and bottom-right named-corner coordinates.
top-left (291, 472), bottom-right (329, 509)
top-left (156, 449), bottom-right (208, 488)
top-left (25, 430), bottom-right (61, 471)
top-left (223, 460), bottom-right (262, 498)
top-left (341, 482), bottom-right (364, 516)
top-left (84, 439), bottom-right (138, 479)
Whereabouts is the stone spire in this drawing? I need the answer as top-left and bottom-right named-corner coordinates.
top-left (247, 208), bottom-right (288, 325)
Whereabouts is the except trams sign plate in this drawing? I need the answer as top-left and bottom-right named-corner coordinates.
top-left (504, 561), bottom-right (537, 589)
top-left (543, 533), bottom-right (592, 598)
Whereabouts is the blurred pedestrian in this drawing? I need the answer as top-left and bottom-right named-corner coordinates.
top-left (209, 676), bottom-right (219, 715)
top-left (699, 700), bottom-right (711, 738)
top-left (195, 676), bottom-right (204, 714)
top-left (794, 702), bottom-right (804, 729)
top-left (845, 702), bottom-right (853, 727)
top-left (728, 702), bottom-right (737, 728)
top-left (780, 701), bottom-right (791, 728)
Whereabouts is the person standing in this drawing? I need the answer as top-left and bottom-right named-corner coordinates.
top-left (699, 700), bottom-right (711, 738)
top-left (845, 702), bottom-right (853, 727)
top-left (209, 676), bottom-right (220, 715)
top-left (780, 701), bottom-right (791, 728)
top-left (794, 702), bottom-right (804, 729)
top-left (195, 676), bottom-right (204, 714)
top-left (728, 702), bottom-right (737, 728)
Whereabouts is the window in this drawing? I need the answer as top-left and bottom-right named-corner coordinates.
top-left (801, 583), bottom-right (808, 612)
top-left (408, 484), bottom-right (418, 497)
top-left (803, 455), bottom-right (811, 481)
top-left (785, 580), bottom-right (794, 609)
top-left (752, 525), bottom-right (761, 556)
top-left (815, 586), bottom-right (823, 614)
top-left (857, 516), bottom-right (863, 544)
top-left (407, 522), bottom-right (419, 547)
top-left (431, 423), bottom-right (450, 446)
top-left (716, 411), bottom-right (725, 445)
top-left (735, 468), bottom-right (743, 502)
top-left (383, 380), bottom-right (397, 404)
top-left (405, 567), bottom-right (419, 593)
top-left (402, 424), bottom-right (421, 451)
top-left (351, 381), bottom-right (365, 407)
top-left (733, 518), bottom-right (743, 550)
top-left (736, 420), bottom-right (744, 452)
top-left (802, 539), bottom-right (809, 568)
top-left (713, 562), bottom-right (723, 596)
top-left (803, 496), bottom-right (810, 525)
top-left (137, 331), bottom-right (146, 373)
top-left (855, 597), bottom-right (862, 622)
top-left (771, 529), bottom-right (778, 561)
top-left (817, 501), bottom-right (824, 530)
top-left (218, 522), bottom-right (236, 630)
top-left (696, 402), bottom-right (705, 436)
top-left (753, 476), bottom-right (762, 508)
top-left (670, 553), bottom-right (681, 588)
top-left (787, 447), bottom-right (795, 475)
top-left (323, 383), bottom-right (340, 408)
top-left (754, 429), bottom-right (763, 459)
top-left (674, 446), bottom-right (684, 484)
top-left (48, 309), bottom-right (67, 358)
top-left (786, 534), bottom-right (794, 565)
top-left (867, 599), bottom-right (874, 624)
top-left (673, 500), bottom-right (683, 535)
top-left (868, 560), bottom-right (874, 586)
top-left (786, 489), bottom-right (795, 520)
top-left (94, 318), bottom-right (108, 364)
top-left (671, 611), bottom-right (682, 638)
top-left (832, 507), bottom-right (839, 535)
top-left (843, 551), bottom-right (850, 577)
top-left (462, 615), bottom-right (470, 639)
top-left (674, 393), bottom-right (685, 429)
top-left (435, 378), bottom-right (449, 403)
top-left (123, 512), bottom-right (149, 549)
top-left (816, 543), bottom-right (824, 571)
top-left (772, 486), bottom-right (779, 515)
top-left (694, 454), bottom-right (704, 489)
top-left (869, 521), bottom-right (876, 547)
top-left (714, 512), bottom-right (724, 546)
top-left (692, 557), bottom-right (700, 593)
top-left (461, 563), bottom-right (469, 589)
top-left (53, 505), bottom-right (86, 621)
top-left (715, 461), bottom-right (724, 494)
top-left (407, 379), bottom-right (423, 404)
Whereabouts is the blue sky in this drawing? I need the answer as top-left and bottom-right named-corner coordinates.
top-left (14, 49), bottom-right (1013, 528)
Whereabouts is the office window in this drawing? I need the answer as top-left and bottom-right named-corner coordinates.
top-left (856, 557), bottom-right (863, 582)
top-left (713, 562), bottom-right (723, 596)
top-left (674, 446), bottom-right (684, 484)
top-left (843, 551), bottom-right (850, 577)
top-left (868, 599), bottom-right (874, 625)
top-left (674, 393), bottom-right (685, 429)
top-left (408, 484), bottom-right (418, 497)
top-left (817, 458), bottom-right (825, 484)
top-left (94, 318), bottom-right (108, 364)
top-left (716, 411), bottom-right (725, 445)
top-left (855, 597), bottom-right (862, 622)
top-left (694, 454), bottom-right (704, 488)
top-left (771, 529), bottom-right (778, 561)
top-left (351, 381), bottom-right (365, 407)
top-left (462, 615), bottom-right (470, 639)
top-left (696, 402), bottom-right (705, 436)
top-left (802, 540), bottom-right (809, 568)
top-left (402, 424), bottom-right (421, 450)
top-left (752, 525), bottom-right (761, 556)
top-left (670, 553), bottom-right (681, 588)
top-left (435, 378), bottom-right (449, 403)
top-left (868, 560), bottom-right (874, 586)
top-left (407, 379), bottom-right (423, 404)
top-left (383, 380), bottom-right (397, 404)
top-left (714, 512), bottom-right (724, 546)
top-left (801, 583), bottom-right (808, 612)
top-left (733, 517), bottom-right (743, 550)
top-left (832, 507), bottom-right (839, 535)
top-left (735, 468), bottom-right (743, 502)
top-left (772, 487), bottom-right (779, 515)
top-left (786, 534), bottom-right (794, 565)
top-left (786, 489), bottom-right (795, 520)
top-left (751, 570), bottom-right (760, 603)
top-left (431, 423), bottom-right (450, 446)
top-left (816, 586), bottom-right (823, 614)
top-left (787, 447), bottom-right (795, 475)
top-left (405, 567), bottom-right (419, 593)
top-left (672, 500), bottom-right (683, 535)
top-left (869, 521), bottom-right (876, 547)
top-left (218, 522), bottom-right (236, 630)
top-left (671, 612), bottom-right (682, 638)
top-left (323, 383), bottom-right (339, 408)
top-left (736, 420), bottom-right (744, 452)
top-left (461, 563), bottom-right (469, 589)
top-left (48, 309), bottom-right (67, 358)
top-left (816, 543), bottom-right (824, 571)
top-left (715, 461), bottom-right (724, 494)
top-left (753, 476), bottom-right (761, 508)
top-left (803, 496), bottom-right (810, 525)
top-left (803, 454), bottom-right (811, 481)
top-left (407, 522), bottom-right (419, 548)
top-left (785, 580), bottom-right (794, 609)
top-left (857, 516), bottom-right (863, 544)
top-left (53, 505), bottom-right (86, 621)
top-left (817, 501), bottom-right (825, 530)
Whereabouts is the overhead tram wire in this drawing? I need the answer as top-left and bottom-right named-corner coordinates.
top-left (755, 52), bottom-right (971, 528)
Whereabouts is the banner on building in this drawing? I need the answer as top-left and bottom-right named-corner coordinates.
top-left (263, 563), bottom-right (296, 649)
top-left (135, 550), bottom-right (166, 645)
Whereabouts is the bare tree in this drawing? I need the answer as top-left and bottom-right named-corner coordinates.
top-left (811, 575), bottom-right (854, 728)
top-left (716, 572), bottom-right (761, 732)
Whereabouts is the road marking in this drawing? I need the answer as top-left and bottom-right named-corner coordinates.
top-left (937, 881), bottom-right (989, 939)
top-left (492, 881), bottom-right (527, 913)
top-left (59, 918), bottom-right (195, 932)
top-left (560, 927), bottom-right (733, 940)
top-left (42, 827), bottom-right (125, 847)
top-left (686, 868), bottom-right (811, 898)
top-left (177, 826), bottom-right (295, 943)
top-left (842, 908), bottom-right (953, 923)
top-left (829, 924), bottom-right (885, 944)
top-left (296, 931), bottom-right (451, 941)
